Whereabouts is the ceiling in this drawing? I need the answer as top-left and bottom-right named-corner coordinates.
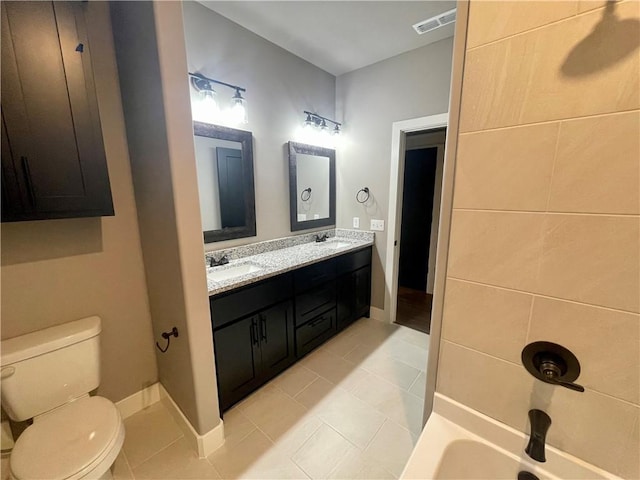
top-left (197, 1), bottom-right (457, 76)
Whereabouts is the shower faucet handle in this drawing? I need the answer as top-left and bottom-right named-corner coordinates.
top-left (540, 359), bottom-right (585, 392)
top-left (521, 341), bottom-right (585, 393)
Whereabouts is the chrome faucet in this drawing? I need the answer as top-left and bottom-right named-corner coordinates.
top-left (525, 409), bottom-right (552, 462)
top-left (209, 254), bottom-right (229, 267)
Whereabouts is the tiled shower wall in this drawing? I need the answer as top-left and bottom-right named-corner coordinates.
top-left (437, 1), bottom-right (639, 478)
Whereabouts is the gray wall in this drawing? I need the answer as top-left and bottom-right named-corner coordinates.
top-left (182, 1), bottom-right (336, 250)
top-left (336, 38), bottom-right (454, 309)
top-left (111, 1), bottom-right (220, 434)
top-left (0, 2), bottom-right (158, 403)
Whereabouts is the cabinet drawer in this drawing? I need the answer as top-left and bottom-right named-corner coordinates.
top-left (296, 309), bottom-right (336, 358)
top-left (294, 258), bottom-right (336, 293)
top-left (210, 273), bottom-right (292, 329)
top-left (295, 282), bottom-right (336, 326)
top-left (335, 247), bottom-right (371, 276)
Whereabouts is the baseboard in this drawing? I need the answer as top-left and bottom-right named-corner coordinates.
top-left (369, 306), bottom-right (386, 322)
top-left (159, 384), bottom-right (225, 458)
top-left (115, 382), bottom-right (161, 419)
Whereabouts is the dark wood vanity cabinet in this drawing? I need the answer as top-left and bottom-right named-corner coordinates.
top-left (211, 274), bottom-right (295, 411)
top-left (336, 248), bottom-right (372, 330)
top-left (294, 259), bottom-right (337, 357)
top-left (1, 1), bottom-right (113, 222)
top-left (210, 246), bottom-right (372, 411)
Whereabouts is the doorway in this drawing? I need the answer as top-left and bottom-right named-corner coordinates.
top-left (395, 129), bottom-right (446, 334)
top-left (384, 113), bottom-right (448, 328)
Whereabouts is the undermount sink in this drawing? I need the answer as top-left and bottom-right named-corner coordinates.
top-left (317, 241), bottom-right (352, 250)
top-left (207, 263), bottom-right (263, 282)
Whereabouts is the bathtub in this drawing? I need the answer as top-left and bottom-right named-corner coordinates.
top-left (401, 393), bottom-right (620, 480)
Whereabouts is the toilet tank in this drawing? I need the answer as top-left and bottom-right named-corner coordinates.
top-left (0, 316), bottom-right (101, 421)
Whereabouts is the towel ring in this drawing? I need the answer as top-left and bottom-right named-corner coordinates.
top-left (300, 187), bottom-right (312, 202)
top-left (356, 187), bottom-right (370, 204)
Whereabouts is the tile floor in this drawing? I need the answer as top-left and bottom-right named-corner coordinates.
top-left (3, 318), bottom-right (429, 480)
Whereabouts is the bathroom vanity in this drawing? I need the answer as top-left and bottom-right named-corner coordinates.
top-left (206, 230), bottom-right (373, 411)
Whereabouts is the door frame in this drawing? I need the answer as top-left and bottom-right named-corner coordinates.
top-left (384, 113), bottom-right (448, 325)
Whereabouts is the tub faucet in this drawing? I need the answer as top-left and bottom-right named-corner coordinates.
top-left (525, 409), bottom-right (552, 462)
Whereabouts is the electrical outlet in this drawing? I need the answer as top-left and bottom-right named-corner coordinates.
top-left (370, 219), bottom-right (385, 231)
top-left (353, 217), bottom-right (360, 228)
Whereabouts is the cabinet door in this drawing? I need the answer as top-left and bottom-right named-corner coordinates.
top-left (213, 316), bottom-right (261, 411)
top-left (1, 2), bottom-right (113, 221)
top-left (257, 301), bottom-right (295, 382)
top-left (354, 266), bottom-right (371, 319)
top-left (336, 274), bottom-right (355, 331)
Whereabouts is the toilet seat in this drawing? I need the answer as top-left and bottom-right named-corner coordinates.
top-left (10, 396), bottom-right (125, 480)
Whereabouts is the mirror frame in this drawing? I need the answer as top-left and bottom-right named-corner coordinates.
top-left (288, 141), bottom-right (336, 232)
top-left (193, 121), bottom-right (256, 243)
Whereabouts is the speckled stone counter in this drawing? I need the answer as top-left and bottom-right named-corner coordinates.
top-left (205, 229), bottom-right (374, 295)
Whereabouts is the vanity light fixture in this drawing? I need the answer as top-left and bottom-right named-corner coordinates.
top-left (189, 72), bottom-right (248, 125)
top-left (302, 111), bottom-right (341, 136)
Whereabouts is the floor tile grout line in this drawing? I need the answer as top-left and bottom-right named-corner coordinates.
top-left (128, 434), bottom-right (185, 473)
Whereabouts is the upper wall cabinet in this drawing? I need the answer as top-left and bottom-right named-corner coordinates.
top-left (1, 1), bottom-right (113, 222)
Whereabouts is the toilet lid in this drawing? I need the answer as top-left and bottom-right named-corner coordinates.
top-left (11, 396), bottom-right (122, 480)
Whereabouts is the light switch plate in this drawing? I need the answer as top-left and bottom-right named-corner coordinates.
top-left (370, 219), bottom-right (384, 231)
top-left (353, 217), bottom-right (360, 228)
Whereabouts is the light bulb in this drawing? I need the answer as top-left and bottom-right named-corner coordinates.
top-left (230, 90), bottom-right (247, 125)
top-left (200, 88), bottom-right (220, 123)
top-left (303, 114), bottom-right (314, 129)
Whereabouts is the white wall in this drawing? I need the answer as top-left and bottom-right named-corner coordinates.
top-left (336, 38), bottom-right (454, 309)
top-left (182, 1), bottom-right (336, 249)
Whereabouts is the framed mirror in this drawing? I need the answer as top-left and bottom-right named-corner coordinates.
top-left (288, 141), bottom-right (336, 232)
top-left (193, 122), bottom-right (256, 242)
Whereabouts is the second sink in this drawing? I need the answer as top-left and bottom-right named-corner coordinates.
top-left (317, 240), bottom-right (353, 250)
top-left (208, 263), bottom-right (263, 282)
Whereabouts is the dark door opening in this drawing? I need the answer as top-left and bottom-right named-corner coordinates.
top-left (395, 128), bottom-right (446, 334)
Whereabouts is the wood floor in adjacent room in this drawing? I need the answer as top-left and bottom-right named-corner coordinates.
top-left (394, 287), bottom-right (433, 334)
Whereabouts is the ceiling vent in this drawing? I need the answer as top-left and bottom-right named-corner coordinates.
top-left (412, 8), bottom-right (456, 35)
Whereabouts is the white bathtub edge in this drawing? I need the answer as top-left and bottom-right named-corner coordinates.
top-left (400, 393), bottom-right (622, 480)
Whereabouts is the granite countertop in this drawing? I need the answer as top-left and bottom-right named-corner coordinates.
top-left (205, 229), bottom-right (374, 296)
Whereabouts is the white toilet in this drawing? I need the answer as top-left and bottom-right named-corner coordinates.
top-left (0, 316), bottom-right (125, 480)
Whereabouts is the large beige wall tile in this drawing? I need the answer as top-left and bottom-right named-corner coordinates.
top-left (437, 340), bottom-right (535, 431)
top-left (532, 387), bottom-right (639, 477)
top-left (537, 214), bottom-right (640, 312)
top-left (521, 2), bottom-right (640, 124)
top-left (548, 111), bottom-right (640, 214)
top-left (578, 0), bottom-right (610, 13)
top-left (467, 1), bottom-right (578, 49)
top-left (442, 279), bottom-right (533, 363)
top-left (448, 211), bottom-right (545, 291)
top-left (460, 2), bottom-right (639, 132)
top-left (459, 33), bottom-right (536, 132)
top-left (528, 297), bottom-right (640, 404)
top-left (454, 123), bottom-right (559, 210)
top-left (617, 417), bottom-right (640, 480)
